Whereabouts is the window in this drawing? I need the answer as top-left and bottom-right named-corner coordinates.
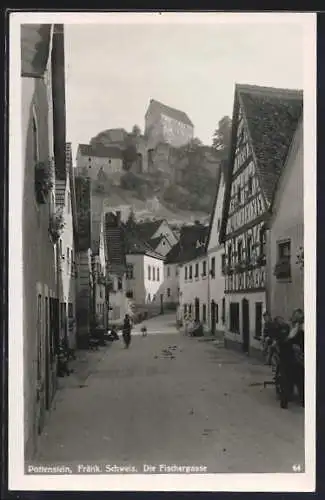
top-left (167, 266), bottom-right (170, 278)
top-left (211, 257), bottom-right (216, 277)
top-left (237, 240), bottom-right (243, 262)
top-left (227, 244), bottom-right (232, 266)
top-left (229, 302), bottom-right (240, 333)
top-left (126, 290), bottom-right (134, 299)
top-left (248, 176), bottom-right (253, 195)
top-left (126, 264), bottom-right (134, 279)
top-left (246, 236), bottom-right (251, 262)
top-left (117, 277), bottom-right (123, 291)
top-left (185, 266), bottom-right (188, 280)
top-left (148, 293), bottom-right (151, 302)
top-left (157, 268), bottom-right (160, 281)
top-left (167, 288), bottom-right (171, 298)
top-left (222, 297), bottom-right (226, 324)
top-left (275, 240), bottom-right (291, 279)
top-left (59, 239), bottom-right (62, 257)
top-left (202, 304), bottom-right (207, 323)
top-left (153, 267), bottom-right (156, 281)
top-left (237, 186), bottom-right (241, 204)
top-left (255, 302), bottom-right (263, 338)
top-left (189, 265), bottom-right (193, 280)
top-left (202, 261), bottom-right (207, 277)
top-left (259, 227), bottom-right (266, 257)
top-left (217, 219), bottom-right (221, 231)
top-left (215, 303), bottom-right (219, 323)
top-left (189, 304), bottom-right (192, 315)
top-left (195, 263), bottom-right (199, 278)
top-left (184, 304), bottom-right (187, 315)
top-left (221, 254), bottom-right (226, 275)
top-left (68, 302), bottom-right (73, 318)
top-left (148, 265), bottom-right (151, 280)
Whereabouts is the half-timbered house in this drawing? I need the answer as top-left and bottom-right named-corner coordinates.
top-left (219, 84), bottom-right (303, 355)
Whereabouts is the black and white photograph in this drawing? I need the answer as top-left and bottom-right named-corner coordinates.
top-left (8, 11), bottom-right (316, 492)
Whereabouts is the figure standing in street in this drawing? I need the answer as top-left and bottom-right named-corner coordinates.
top-left (122, 314), bottom-right (132, 349)
top-left (262, 311), bottom-right (277, 365)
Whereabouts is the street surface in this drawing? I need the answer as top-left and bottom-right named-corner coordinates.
top-left (35, 314), bottom-right (304, 473)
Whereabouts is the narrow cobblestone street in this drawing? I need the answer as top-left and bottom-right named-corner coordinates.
top-left (35, 314), bottom-right (304, 474)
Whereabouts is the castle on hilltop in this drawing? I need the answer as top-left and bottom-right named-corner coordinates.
top-left (76, 99), bottom-right (196, 177)
top-left (77, 99), bottom-right (218, 185)
top-left (145, 99), bottom-right (194, 149)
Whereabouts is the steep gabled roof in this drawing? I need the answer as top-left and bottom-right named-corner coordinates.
top-left (165, 224), bottom-right (209, 264)
top-left (146, 99), bottom-right (193, 127)
top-left (220, 83), bottom-right (303, 243)
top-left (205, 165), bottom-right (222, 251)
top-left (123, 224), bottom-right (165, 260)
top-left (78, 144), bottom-right (123, 159)
top-left (147, 235), bottom-right (164, 249)
top-left (134, 219), bottom-right (164, 241)
top-left (269, 114), bottom-right (304, 216)
top-left (21, 24), bottom-right (52, 77)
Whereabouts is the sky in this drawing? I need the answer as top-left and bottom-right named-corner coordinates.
top-left (64, 18), bottom-right (304, 159)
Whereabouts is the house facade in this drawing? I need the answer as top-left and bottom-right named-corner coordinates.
top-left (145, 99), bottom-right (194, 148)
top-left (219, 84), bottom-right (303, 356)
top-left (162, 261), bottom-right (181, 307)
top-left (75, 176), bottom-right (93, 348)
top-left (104, 211), bottom-right (130, 323)
top-left (180, 251), bottom-right (209, 327)
top-left (56, 146), bottom-right (77, 349)
top-left (268, 117), bottom-right (304, 320)
top-left (206, 167), bottom-right (227, 335)
top-left (76, 143), bottom-right (124, 186)
top-left (91, 214), bottom-right (108, 329)
top-left (173, 224), bottom-right (209, 324)
top-left (21, 23), bottom-right (66, 459)
top-left (125, 252), bottom-right (165, 306)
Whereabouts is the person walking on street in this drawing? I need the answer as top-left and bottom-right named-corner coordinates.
top-left (122, 314), bottom-right (132, 349)
top-left (287, 309), bottom-right (305, 406)
top-left (262, 311), bottom-right (277, 365)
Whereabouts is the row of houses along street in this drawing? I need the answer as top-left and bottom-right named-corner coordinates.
top-left (21, 23), bottom-right (304, 472)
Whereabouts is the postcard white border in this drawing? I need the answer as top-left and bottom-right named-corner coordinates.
top-left (8, 11), bottom-right (316, 492)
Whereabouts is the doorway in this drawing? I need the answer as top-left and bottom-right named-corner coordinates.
top-left (211, 300), bottom-right (216, 336)
top-left (242, 298), bottom-right (250, 353)
top-left (194, 297), bottom-right (200, 322)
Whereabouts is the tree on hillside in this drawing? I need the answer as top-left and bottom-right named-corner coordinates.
top-left (212, 116), bottom-right (232, 159)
